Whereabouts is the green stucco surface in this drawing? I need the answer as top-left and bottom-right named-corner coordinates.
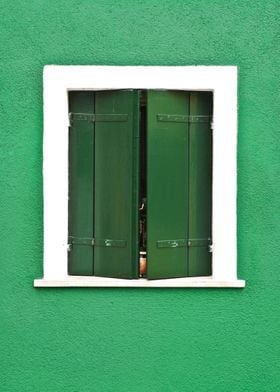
top-left (1, 1), bottom-right (280, 391)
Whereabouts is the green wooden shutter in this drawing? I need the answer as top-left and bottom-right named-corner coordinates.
top-left (68, 92), bottom-right (94, 275)
top-left (147, 90), bottom-right (189, 279)
top-left (146, 90), bottom-right (212, 279)
top-left (94, 90), bottom-right (140, 279)
top-left (188, 92), bottom-right (212, 276)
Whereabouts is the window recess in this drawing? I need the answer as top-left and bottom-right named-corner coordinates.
top-left (34, 65), bottom-right (245, 288)
top-left (67, 89), bottom-right (213, 280)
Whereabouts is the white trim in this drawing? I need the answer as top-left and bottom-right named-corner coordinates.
top-left (34, 276), bottom-right (245, 288)
top-left (38, 65), bottom-right (244, 288)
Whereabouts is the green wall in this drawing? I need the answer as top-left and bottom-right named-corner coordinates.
top-left (1, 1), bottom-right (280, 391)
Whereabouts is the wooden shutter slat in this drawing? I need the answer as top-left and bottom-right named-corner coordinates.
top-left (94, 90), bottom-right (140, 279)
top-left (188, 92), bottom-right (212, 276)
top-left (147, 90), bottom-right (189, 279)
top-left (68, 92), bottom-right (95, 275)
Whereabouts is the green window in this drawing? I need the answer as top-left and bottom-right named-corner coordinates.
top-left (68, 89), bottom-right (212, 280)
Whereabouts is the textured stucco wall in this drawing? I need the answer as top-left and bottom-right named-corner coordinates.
top-left (1, 1), bottom-right (280, 391)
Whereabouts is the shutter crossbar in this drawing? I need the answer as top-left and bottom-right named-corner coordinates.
top-left (95, 239), bottom-right (127, 248)
top-left (157, 238), bottom-right (212, 248)
top-left (68, 236), bottom-right (94, 246)
top-left (68, 237), bottom-right (127, 248)
top-left (157, 114), bottom-right (211, 123)
top-left (69, 113), bottom-right (128, 123)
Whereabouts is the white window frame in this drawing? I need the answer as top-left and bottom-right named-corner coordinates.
top-left (34, 65), bottom-right (245, 288)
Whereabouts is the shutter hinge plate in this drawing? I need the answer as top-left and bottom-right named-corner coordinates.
top-left (94, 239), bottom-right (127, 248)
top-left (157, 114), bottom-right (212, 123)
top-left (68, 236), bottom-right (94, 247)
top-left (157, 238), bottom-right (212, 248)
top-left (69, 113), bottom-right (128, 124)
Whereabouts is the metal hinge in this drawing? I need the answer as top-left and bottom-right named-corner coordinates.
top-left (94, 239), bottom-right (127, 248)
top-left (67, 236), bottom-right (95, 251)
top-left (157, 114), bottom-right (212, 123)
top-left (157, 239), bottom-right (187, 248)
top-left (187, 238), bottom-right (212, 247)
top-left (157, 238), bottom-right (212, 249)
top-left (68, 237), bottom-right (127, 250)
top-left (69, 113), bottom-right (128, 124)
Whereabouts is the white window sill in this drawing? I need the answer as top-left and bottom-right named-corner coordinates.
top-left (34, 276), bottom-right (245, 288)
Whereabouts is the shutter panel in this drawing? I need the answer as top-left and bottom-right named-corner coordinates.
top-left (147, 90), bottom-right (189, 279)
top-left (94, 90), bottom-right (140, 279)
top-left (188, 92), bottom-right (212, 276)
top-left (68, 92), bottom-right (94, 275)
